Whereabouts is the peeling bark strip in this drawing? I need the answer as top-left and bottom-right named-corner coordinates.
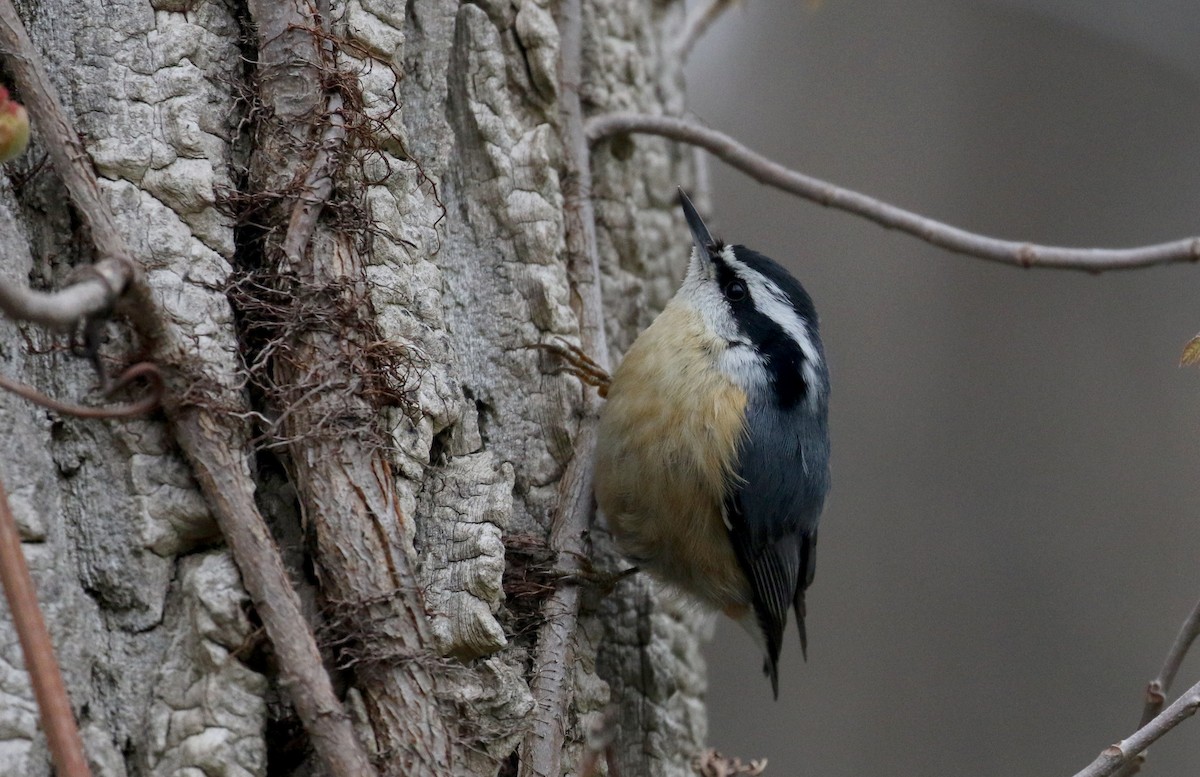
top-left (244, 0), bottom-right (451, 773)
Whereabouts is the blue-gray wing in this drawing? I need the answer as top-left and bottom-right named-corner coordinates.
top-left (725, 397), bottom-right (829, 696)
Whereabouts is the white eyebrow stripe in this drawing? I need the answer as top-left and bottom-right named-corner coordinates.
top-left (719, 247), bottom-right (824, 403)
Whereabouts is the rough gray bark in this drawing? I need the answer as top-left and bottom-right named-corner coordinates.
top-left (0, 0), bottom-right (707, 775)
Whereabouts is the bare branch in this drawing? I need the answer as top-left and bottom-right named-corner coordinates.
top-left (0, 264), bottom-right (126, 329)
top-left (675, 0), bottom-right (743, 61)
top-left (0, 475), bottom-right (92, 777)
top-left (1073, 679), bottom-right (1200, 777)
top-left (586, 113), bottom-right (1200, 272)
top-left (519, 0), bottom-right (612, 773)
top-left (1142, 596), bottom-right (1200, 726)
top-left (1113, 596), bottom-right (1200, 777)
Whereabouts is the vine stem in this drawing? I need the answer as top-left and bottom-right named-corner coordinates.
top-left (0, 475), bottom-right (91, 777)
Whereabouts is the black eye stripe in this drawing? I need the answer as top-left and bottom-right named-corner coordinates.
top-left (728, 245), bottom-right (818, 326)
top-left (711, 254), bottom-right (747, 305)
top-left (724, 279), bottom-right (748, 301)
top-left (711, 248), bottom-right (812, 408)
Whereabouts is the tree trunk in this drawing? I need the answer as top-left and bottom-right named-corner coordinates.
top-left (0, 0), bottom-right (706, 775)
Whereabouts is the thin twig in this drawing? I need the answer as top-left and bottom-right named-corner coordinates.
top-left (1113, 595), bottom-right (1200, 777)
top-left (675, 0), bottom-right (742, 61)
top-left (0, 474), bottom-right (91, 777)
top-left (518, 0), bottom-right (612, 773)
top-left (586, 113), bottom-right (1200, 272)
top-left (1072, 678), bottom-right (1200, 777)
top-left (1141, 596), bottom-right (1200, 726)
top-left (0, 361), bottom-right (162, 418)
top-left (0, 3), bottom-right (373, 775)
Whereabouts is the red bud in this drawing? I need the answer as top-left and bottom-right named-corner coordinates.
top-left (0, 86), bottom-right (30, 163)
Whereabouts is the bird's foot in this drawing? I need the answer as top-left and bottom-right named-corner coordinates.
top-left (558, 565), bottom-right (639, 596)
top-left (526, 338), bottom-right (612, 397)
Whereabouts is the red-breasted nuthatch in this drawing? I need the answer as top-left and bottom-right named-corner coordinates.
top-left (595, 192), bottom-right (830, 697)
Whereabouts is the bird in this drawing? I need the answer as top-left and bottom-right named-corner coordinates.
top-left (594, 191), bottom-right (830, 697)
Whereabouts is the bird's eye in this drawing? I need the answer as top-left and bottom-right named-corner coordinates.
top-left (723, 280), bottom-right (748, 302)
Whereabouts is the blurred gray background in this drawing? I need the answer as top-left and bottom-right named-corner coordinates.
top-left (686, 2), bottom-right (1200, 775)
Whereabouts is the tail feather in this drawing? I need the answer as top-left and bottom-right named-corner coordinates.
top-left (733, 530), bottom-right (819, 698)
top-left (763, 653), bottom-right (780, 699)
top-left (794, 586), bottom-right (808, 661)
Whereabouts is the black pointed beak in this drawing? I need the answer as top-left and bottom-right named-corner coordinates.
top-left (678, 189), bottom-right (717, 260)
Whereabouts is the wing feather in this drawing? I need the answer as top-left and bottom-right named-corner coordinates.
top-left (725, 398), bottom-right (828, 697)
